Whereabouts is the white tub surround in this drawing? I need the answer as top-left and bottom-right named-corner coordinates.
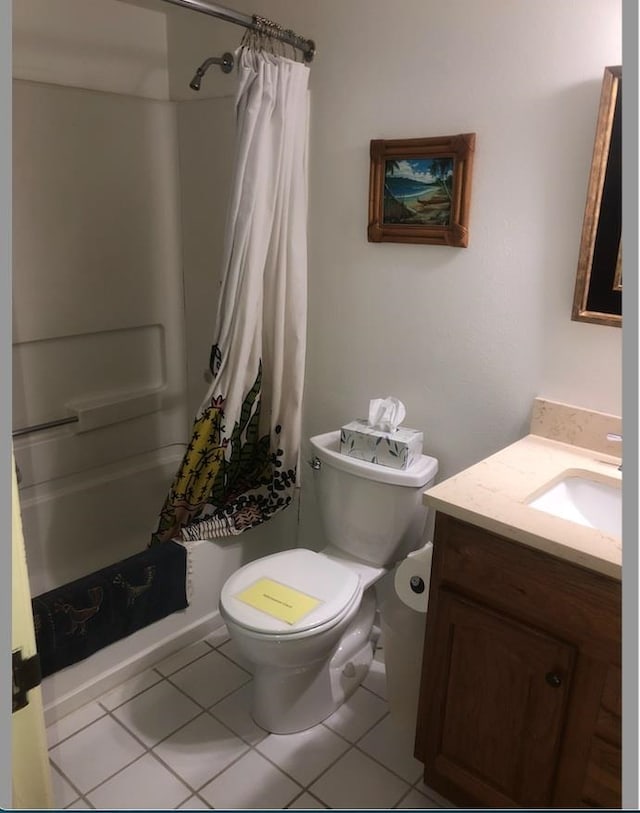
top-left (423, 399), bottom-right (621, 580)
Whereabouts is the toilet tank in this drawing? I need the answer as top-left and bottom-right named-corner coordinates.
top-left (309, 431), bottom-right (439, 567)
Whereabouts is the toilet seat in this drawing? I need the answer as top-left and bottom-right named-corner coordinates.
top-left (220, 548), bottom-right (362, 638)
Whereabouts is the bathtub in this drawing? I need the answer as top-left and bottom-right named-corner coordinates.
top-left (17, 444), bottom-right (294, 725)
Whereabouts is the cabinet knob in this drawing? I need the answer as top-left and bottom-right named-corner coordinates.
top-left (545, 671), bottom-right (562, 688)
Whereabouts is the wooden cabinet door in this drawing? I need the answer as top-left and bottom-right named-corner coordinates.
top-left (419, 589), bottom-right (576, 808)
top-left (580, 663), bottom-right (621, 808)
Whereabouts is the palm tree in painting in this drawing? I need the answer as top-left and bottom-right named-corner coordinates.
top-left (383, 159), bottom-right (401, 196)
top-left (383, 159), bottom-right (412, 222)
top-left (430, 158), bottom-right (453, 201)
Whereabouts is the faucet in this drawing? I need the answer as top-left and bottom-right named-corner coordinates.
top-left (607, 433), bottom-right (622, 471)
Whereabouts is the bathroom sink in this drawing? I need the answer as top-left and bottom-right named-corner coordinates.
top-left (528, 472), bottom-right (621, 539)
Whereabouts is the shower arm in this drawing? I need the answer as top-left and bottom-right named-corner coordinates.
top-left (159, 0), bottom-right (316, 62)
top-left (189, 52), bottom-right (234, 89)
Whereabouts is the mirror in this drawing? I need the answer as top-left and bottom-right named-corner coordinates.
top-left (572, 65), bottom-right (621, 327)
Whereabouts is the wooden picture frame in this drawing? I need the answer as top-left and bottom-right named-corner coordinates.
top-left (368, 134), bottom-right (475, 247)
top-left (572, 66), bottom-right (622, 327)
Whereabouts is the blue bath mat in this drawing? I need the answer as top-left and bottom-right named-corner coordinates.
top-left (32, 540), bottom-right (189, 678)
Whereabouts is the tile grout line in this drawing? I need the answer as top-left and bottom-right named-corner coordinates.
top-left (186, 792), bottom-right (214, 809)
top-left (81, 633), bottom-right (227, 721)
top-left (237, 716), bottom-right (450, 811)
top-left (53, 669), bottom-right (182, 805)
top-left (48, 649), bottom-right (233, 804)
top-left (164, 669), bottom-right (253, 716)
top-left (246, 739), bottom-right (330, 797)
top-left (151, 648), bottom-right (221, 684)
top-left (285, 788), bottom-right (329, 809)
top-left (180, 734), bottom-right (308, 810)
top-left (212, 643), bottom-right (254, 674)
top-left (48, 646), bottom-right (253, 806)
top-left (248, 710), bottom-right (407, 806)
top-left (321, 706), bottom-right (391, 747)
top-left (153, 638), bottom-right (229, 679)
top-left (359, 681), bottom-right (388, 702)
top-left (393, 783), bottom-right (440, 810)
top-left (64, 793), bottom-right (96, 810)
top-left (47, 706), bottom-right (110, 751)
top-left (95, 640), bottom-right (224, 717)
top-left (293, 713), bottom-right (393, 795)
top-left (351, 739), bottom-right (422, 788)
top-left (97, 658), bottom-right (251, 747)
top-left (71, 714), bottom-right (154, 801)
top-left (84, 635), bottom-right (317, 766)
top-left (47, 666), bottom-right (166, 751)
top-left (157, 647), bottom-right (408, 805)
top-left (151, 716), bottom-right (254, 798)
top-left (167, 698), bottom-right (359, 804)
top-left (109, 697), bottom-right (243, 777)
top-left (49, 760), bottom-right (84, 809)
top-left (92, 671), bottom-right (272, 803)
top-left (137, 750), bottom-right (193, 809)
top-left (328, 703), bottom-right (449, 803)
top-left (46, 631), bottom-right (453, 810)
top-left (75, 747), bottom-right (188, 808)
top-left (244, 693), bottom-right (391, 791)
top-left (59, 698), bottom-right (199, 802)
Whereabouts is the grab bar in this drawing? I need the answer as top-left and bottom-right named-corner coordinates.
top-left (12, 415), bottom-right (79, 438)
top-left (12, 388), bottom-right (164, 439)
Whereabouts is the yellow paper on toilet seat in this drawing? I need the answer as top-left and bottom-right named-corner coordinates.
top-left (235, 578), bottom-right (322, 625)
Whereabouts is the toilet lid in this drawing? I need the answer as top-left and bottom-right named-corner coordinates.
top-left (220, 548), bottom-right (361, 635)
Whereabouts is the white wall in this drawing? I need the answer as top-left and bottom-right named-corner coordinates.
top-left (13, 0), bottom-right (170, 99)
top-left (168, 0), bottom-right (622, 552)
top-left (294, 0), bottom-right (621, 445)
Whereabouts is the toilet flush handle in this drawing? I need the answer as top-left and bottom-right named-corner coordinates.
top-left (308, 456), bottom-right (321, 471)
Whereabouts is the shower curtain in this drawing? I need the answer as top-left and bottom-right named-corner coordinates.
top-left (151, 48), bottom-right (309, 544)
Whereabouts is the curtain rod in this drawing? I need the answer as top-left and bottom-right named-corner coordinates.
top-left (159, 0), bottom-right (316, 62)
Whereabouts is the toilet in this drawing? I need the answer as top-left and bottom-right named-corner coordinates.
top-left (219, 429), bottom-right (438, 734)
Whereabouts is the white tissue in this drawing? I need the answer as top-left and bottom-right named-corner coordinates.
top-left (368, 397), bottom-right (406, 433)
top-left (394, 542), bottom-right (433, 613)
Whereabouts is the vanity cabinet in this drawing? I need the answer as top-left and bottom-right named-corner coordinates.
top-left (414, 513), bottom-right (621, 809)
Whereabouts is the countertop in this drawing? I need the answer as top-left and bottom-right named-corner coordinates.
top-left (423, 432), bottom-right (622, 580)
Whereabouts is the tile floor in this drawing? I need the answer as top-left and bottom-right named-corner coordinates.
top-left (47, 627), bottom-right (454, 809)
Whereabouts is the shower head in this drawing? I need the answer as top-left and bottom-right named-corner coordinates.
top-left (189, 71), bottom-right (203, 91)
top-left (189, 52), bottom-right (234, 91)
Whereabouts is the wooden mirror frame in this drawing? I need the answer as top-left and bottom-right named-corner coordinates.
top-left (572, 65), bottom-right (622, 327)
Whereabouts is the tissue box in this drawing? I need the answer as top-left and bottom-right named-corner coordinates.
top-left (340, 419), bottom-right (423, 470)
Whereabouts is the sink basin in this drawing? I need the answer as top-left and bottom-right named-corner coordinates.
top-left (528, 473), bottom-right (621, 539)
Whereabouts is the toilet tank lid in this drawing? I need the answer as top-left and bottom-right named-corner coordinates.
top-left (220, 548), bottom-right (361, 635)
top-left (310, 431), bottom-right (438, 487)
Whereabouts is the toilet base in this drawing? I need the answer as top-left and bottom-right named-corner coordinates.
top-left (250, 590), bottom-right (377, 734)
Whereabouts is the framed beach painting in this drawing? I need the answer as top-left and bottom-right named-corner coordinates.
top-left (368, 134), bottom-right (476, 246)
